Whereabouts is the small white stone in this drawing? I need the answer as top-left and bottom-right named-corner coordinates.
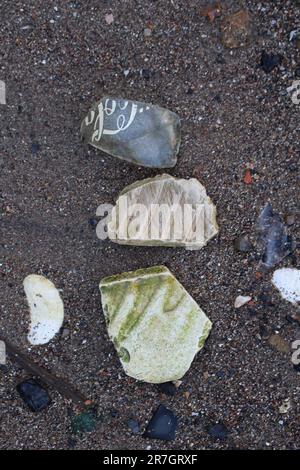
top-left (173, 380), bottom-right (183, 388)
top-left (105, 13), bottom-right (114, 25)
top-left (279, 398), bottom-right (291, 414)
top-left (234, 295), bottom-right (252, 308)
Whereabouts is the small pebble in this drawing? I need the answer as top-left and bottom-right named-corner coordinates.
top-left (71, 410), bottom-right (97, 434)
top-left (285, 213), bottom-right (295, 226)
top-left (234, 295), bottom-right (252, 308)
top-left (31, 142), bottom-right (40, 154)
top-left (89, 218), bottom-right (98, 228)
top-left (234, 235), bottom-right (252, 252)
top-left (268, 334), bottom-right (290, 354)
top-left (61, 328), bottom-right (70, 338)
top-left (143, 404), bottom-right (177, 441)
top-left (127, 419), bottom-right (140, 434)
top-left (260, 51), bottom-right (282, 73)
top-left (140, 69), bottom-right (152, 79)
top-left (105, 13), bottom-right (114, 25)
top-left (279, 398), bottom-right (291, 414)
top-left (110, 409), bottom-right (118, 418)
top-left (208, 423), bottom-right (229, 440)
top-left (16, 379), bottom-right (51, 412)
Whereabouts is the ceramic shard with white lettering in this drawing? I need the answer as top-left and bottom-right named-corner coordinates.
top-left (99, 266), bottom-right (212, 383)
top-left (107, 174), bottom-right (218, 250)
top-left (24, 275), bottom-right (64, 345)
top-left (80, 97), bottom-right (181, 168)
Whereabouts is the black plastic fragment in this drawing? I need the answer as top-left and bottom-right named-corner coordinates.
top-left (143, 404), bottom-right (177, 441)
top-left (16, 378), bottom-right (51, 412)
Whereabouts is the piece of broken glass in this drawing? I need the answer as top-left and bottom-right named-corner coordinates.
top-left (81, 97), bottom-right (181, 168)
top-left (71, 410), bottom-right (98, 434)
top-left (256, 203), bottom-right (294, 269)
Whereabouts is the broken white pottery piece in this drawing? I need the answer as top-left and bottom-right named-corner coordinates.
top-left (99, 265), bottom-right (212, 383)
top-left (23, 275), bottom-right (64, 345)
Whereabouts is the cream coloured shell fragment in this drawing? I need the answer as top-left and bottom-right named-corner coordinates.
top-left (23, 275), bottom-right (64, 345)
top-left (99, 266), bottom-right (212, 384)
top-left (107, 174), bottom-right (219, 250)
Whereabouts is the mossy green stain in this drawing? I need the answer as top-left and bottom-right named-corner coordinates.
top-left (163, 277), bottom-right (185, 312)
top-left (176, 306), bottom-right (199, 344)
top-left (116, 276), bottom-right (161, 344)
top-left (102, 281), bottom-right (131, 324)
top-left (118, 347), bottom-right (130, 363)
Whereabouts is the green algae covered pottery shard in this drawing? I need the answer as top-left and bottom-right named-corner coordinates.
top-left (99, 266), bottom-right (212, 384)
top-left (80, 97), bottom-right (181, 168)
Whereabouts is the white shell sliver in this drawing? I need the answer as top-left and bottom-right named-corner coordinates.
top-left (272, 268), bottom-right (300, 305)
top-left (24, 274), bottom-right (64, 345)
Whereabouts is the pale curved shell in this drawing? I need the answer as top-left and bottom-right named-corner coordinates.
top-left (24, 274), bottom-right (64, 345)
